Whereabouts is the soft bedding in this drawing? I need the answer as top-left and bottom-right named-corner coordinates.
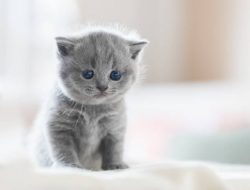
top-left (1, 158), bottom-right (250, 190)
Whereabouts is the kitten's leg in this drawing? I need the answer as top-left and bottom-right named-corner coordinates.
top-left (48, 129), bottom-right (82, 168)
top-left (101, 133), bottom-right (128, 170)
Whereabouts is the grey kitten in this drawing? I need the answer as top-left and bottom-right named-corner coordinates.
top-left (30, 26), bottom-right (148, 170)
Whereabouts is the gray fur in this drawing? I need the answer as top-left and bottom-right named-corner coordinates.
top-left (30, 27), bottom-right (147, 170)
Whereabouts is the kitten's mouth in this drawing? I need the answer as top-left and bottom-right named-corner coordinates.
top-left (94, 92), bottom-right (108, 98)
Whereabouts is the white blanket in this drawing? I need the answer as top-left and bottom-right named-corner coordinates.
top-left (1, 159), bottom-right (250, 190)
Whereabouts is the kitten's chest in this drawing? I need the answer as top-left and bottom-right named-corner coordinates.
top-left (76, 105), bottom-right (117, 162)
top-left (62, 100), bottom-right (123, 141)
top-left (78, 105), bottom-right (117, 140)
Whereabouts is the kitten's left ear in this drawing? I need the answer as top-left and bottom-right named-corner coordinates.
top-left (128, 40), bottom-right (149, 60)
top-left (55, 37), bottom-right (75, 56)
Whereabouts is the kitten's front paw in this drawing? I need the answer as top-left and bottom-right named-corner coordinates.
top-left (102, 163), bottom-right (129, 170)
top-left (52, 162), bottom-right (82, 169)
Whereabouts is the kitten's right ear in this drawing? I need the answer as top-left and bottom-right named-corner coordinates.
top-left (55, 37), bottom-right (75, 56)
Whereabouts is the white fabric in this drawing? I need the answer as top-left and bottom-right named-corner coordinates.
top-left (1, 159), bottom-right (250, 190)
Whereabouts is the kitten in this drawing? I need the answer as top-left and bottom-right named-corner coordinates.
top-left (30, 26), bottom-right (148, 170)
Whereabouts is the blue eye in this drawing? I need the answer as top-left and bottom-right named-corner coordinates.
top-left (81, 70), bottom-right (94, 79)
top-left (110, 70), bottom-right (122, 81)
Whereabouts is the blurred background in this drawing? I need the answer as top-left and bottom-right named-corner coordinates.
top-left (1, 0), bottom-right (250, 164)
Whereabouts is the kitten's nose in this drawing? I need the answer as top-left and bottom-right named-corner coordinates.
top-left (96, 85), bottom-right (108, 92)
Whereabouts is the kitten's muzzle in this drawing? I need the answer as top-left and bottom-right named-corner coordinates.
top-left (96, 85), bottom-right (108, 92)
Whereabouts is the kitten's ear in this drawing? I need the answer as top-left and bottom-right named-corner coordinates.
top-left (55, 37), bottom-right (75, 56)
top-left (128, 40), bottom-right (148, 60)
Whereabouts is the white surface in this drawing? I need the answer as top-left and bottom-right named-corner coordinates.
top-left (1, 159), bottom-right (250, 190)
top-left (0, 129), bottom-right (250, 190)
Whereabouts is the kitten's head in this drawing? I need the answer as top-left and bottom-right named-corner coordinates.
top-left (56, 28), bottom-right (148, 104)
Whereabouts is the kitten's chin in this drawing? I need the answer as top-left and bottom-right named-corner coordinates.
top-left (67, 92), bottom-right (122, 105)
top-left (58, 82), bottom-right (124, 105)
top-left (85, 94), bottom-right (123, 105)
